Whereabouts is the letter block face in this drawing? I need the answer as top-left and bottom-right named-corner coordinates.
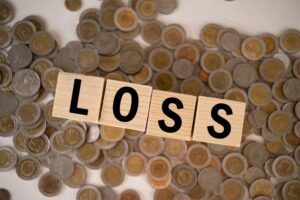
top-left (53, 72), bottom-right (105, 123)
top-left (99, 79), bottom-right (153, 131)
top-left (146, 90), bottom-right (197, 141)
top-left (193, 96), bottom-right (246, 147)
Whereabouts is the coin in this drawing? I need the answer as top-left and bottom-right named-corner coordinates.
top-left (259, 99), bottom-right (280, 116)
top-left (272, 155), bottom-right (298, 180)
top-left (208, 68), bottom-right (233, 93)
top-left (232, 63), bottom-right (257, 88)
top-left (173, 193), bottom-right (191, 200)
top-left (30, 57), bottom-right (53, 77)
top-left (248, 82), bottom-right (272, 106)
top-left (98, 6), bottom-right (117, 31)
top-left (244, 166), bottom-right (266, 185)
top-left (141, 20), bottom-right (164, 44)
top-left (43, 100), bottom-right (65, 126)
top-left (0, 25), bottom-right (12, 49)
top-left (186, 143), bottom-right (211, 170)
top-left (25, 134), bottom-right (50, 157)
top-left (100, 125), bottom-right (125, 143)
top-left (260, 33), bottom-right (278, 57)
top-left (13, 130), bottom-right (26, 152)
top-left (248, 110), bottom-right (268, 129)
top-left (22, 118), bottom-right (47, 138)
top-left (29, 31), bottom-right (55, 56)
top-left (120, 50), bottom-right (143, 74)
top-left (198, 167), bottom-right (222, 192)
top-left (220, 178), bottom-right (245, 200)
top-left (114, 7), bottom-right (138, 32)
top-left (180, 76), bottom-right (204, 96)
top-left (41, 67), bottom-right (61, 92)
top-left (76, 48), bottom-right (99, 73)
top-left (99, 54), bottom-right (120, 72)
top-left (265, 139), bottom-right (286, 155)
top-left (49, 154), bottom-right (74, 180)
top-left (80, 8), bottom-right (100, 22)
top-left (283, 78), bottom-right (300, 101)
top-left (157, 0), bottom-right (177, 14)
top-left (101, 0), bottom-right (124, 8)
top-left (200, 51), bottom-right (225, 73)
top-left (16, 155), bottom-right (40, 180)
top-left (138, 135), bottom-right (164, 157)
top-left (174, 43), bottom-right (199, 65)
top-left (123, 152), bottom-right (147, 176)
top-left (163, 139), bottom-right (187, 160)
top-left (38, 172), bottom-right (62, 197)
top-left (222, 152), bottom-right (248, 178)
top-left (129, 63), bottom-right (153, 84)
top-left (64, 162), bottom-right (87, 188)
top-left (200, 23), bottom-right (222, 48)
top-left (154, 188), bottom-right (176, 200)
top-left (8, 44), bottom-right (32, 71)
top-left (101, 162), bottom-right (125, 187)
top-left (223, 57), bottom-right (245, 72)
top-left (0, 0), bottom-right (14, 25)
top-left (161, 24), bottom-right (186, 49)
top-left (152, 71), bottom-right (178, 91)
top-left (119, 189), bottom-right (141, 200)
top-left (0, 188), bottom-right (10, 200)
top-left (116, 23), bottom-right (141, 40)
top-left (104, 139), bottom-right (128, 161)
top-left (187, 184), bottom-right (208, 200)
top-left (148, 47), bottom-right (173, 72)
top-left (249, 179), bottom-right (273, 198)
top-left (16, 102), bottom-right (41, 127)
top-left (171, 163), bottom-right (198, 191)
top-left (77, 186), bottom-right (102, 200)
top-left (259, 58), bottom-right (285, 83)
top-left (99, 186), bottom-right (118, 200)
top-left (279, 29), bottom-right (300, 54)
top-left (224, 88), bottom-right (248, 103)
top-left (282, 180), bottom-right (300, 200)
top-left (171, 59), bottom-right (194, 80)
top-left (0, 50), bottom-right (8, 64)
top-left (218, 28), bottom-right (241, 51)
top-left (65, 0), bottom-right (82, 12)
top-left (61, 124), bottom-right (85, 149)
top-left (293, 58), bottom-right (300, 79)
top-left (147, 156), bottom-right (171, 180)
top-left (12, 20), bottom-right (36, 44)
top-left (76, 19), bottom-right (100, 43)
top-left (24, 15), bottom-right (46, 31)
top-left (243, 142), bottom-right (269, 167)
top-left (76, 142), bottom-right (100, 163)
top-left (0, 91), bottom-right (18, 117)
top-left (50, 131), bottom-right (72, 154)
top-left (136, 0), bottom-right (158, 21)
top-left (93, 31), bottom-right (120, 55)
top-left (241, 37), bottom-right (266, 61)
top-left (0, 146), bottom-right (17, 171)
top-left (85, 150), bottom-right (107, 169)
top-left (267, 110), bottom-right (292, 136)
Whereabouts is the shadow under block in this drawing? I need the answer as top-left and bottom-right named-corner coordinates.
top-left (53, 72), bottom-right (105, 123)
top-left (99, 79), bottom-right (153, 131)
top-left (193, 96), bottom-right (246, 147)
top-left (146, 90), bottom-right (197, 141)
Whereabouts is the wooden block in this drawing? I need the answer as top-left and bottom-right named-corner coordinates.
top-left (53, 72), bottom-right (105, 123)
top-left (99, 79), bottom-right (152, 131)
top-left (193, 96), bottom-right (246, 147)
top-left (146, 90), bottom-right (197, 141)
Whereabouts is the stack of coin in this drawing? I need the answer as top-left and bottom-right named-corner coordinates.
top-left (1, 0), bottom-right (300, 199)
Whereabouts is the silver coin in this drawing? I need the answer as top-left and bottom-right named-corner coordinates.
top-left (0, 25), bottom-right (13, 49)
top-left (243, 142), bottom-right (269, 167)
top-left (219, 28), bottom-right (241, 51)
top-left (0, 0), bottom-right (15, 25)
top-left (93, 31), bottom-right (120, 55)
top-left (261, 126), bottom-right (280, 142)
top-left (38, 150), bottom-right (59, 168)
top-left (49, 154), bottom-right (74, 180)
top-left (283, 78), bottom-right (300, 101)
top-left (0, 91), bottom-right (18, 117)
top-left (12, 69), bottom-right (40, 98)
top-left (0, 146), bottom-right (17, 171)
top-left (24, 15), bottom-right (46, 31)
top-left (65, 41), bottom-right (84, 60)
top-left (99, 186), bottom-right (118, 200)
top-left (12, 20), bottom-right (36, 44)
top-left (233, 63), bottom-right (257, 88)
top-left (248, 110), bottom-right (268, 129)
top-left (86, 124), bottom-right (100, 143)
top-left (223, 57), bottom-right (245, 72)
top-left (8, 44), bottom-right (32, 71)
top-left (172, 59), bottom-right (194, 79)
top-left (198, 167), bottom-right (222, 191)
top-left (157, 0), bottom-right (177, 14)
top-left (53, 48), bottom-right (75, 72)
top-left (120, 50), bottom-right (143, 74)
top-left (76, 185), bottom-right (102, 200)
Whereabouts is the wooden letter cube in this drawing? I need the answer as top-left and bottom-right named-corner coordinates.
top-left (99, 79), bottom-right (152, 131)
top-left (146, 90), bottom-right (197, 141)
top-left (193, 96), bottom-right (246, 147)
top-left (53, 72), bottom-right (105, 123)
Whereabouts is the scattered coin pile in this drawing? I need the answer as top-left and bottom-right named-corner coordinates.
top-left (0, 0), bottom-right (300, 199)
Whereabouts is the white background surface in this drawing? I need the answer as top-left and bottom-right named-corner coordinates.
top-left (1, 0), bottom-right (300, 199)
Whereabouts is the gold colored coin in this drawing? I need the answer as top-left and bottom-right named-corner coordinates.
top-left (138, 135), bottom-right (164, 157)
top-left (171, 164), bottom-right (197, 191)
top-left (30, 31), bottom-right (55, 56)
top-left (119, 189), bottom-right (141, 200)
top-left (12, 20), bottom-right (36, 44)
top-left (268, 111), bottom-right (291, 136)
top-left (152, 71), bottom-right (177, 91)
top-left (161, 24), bottom-right (186, 49)
top-left (76, 142), bottom-right (99, 163)
top-left (129, 63), bottom-right (152, 84)
top-left (224, 88), bottom-right (247, 103)
top-left (249, 179), bottom-right (273, 198)
top-left (25, 135), bottom-right (49, 156)
top-left (180, 76), bottom-right (204, 96)
top-left (114, 7), bottom-right (138, 32)
top-left (200, 51), bottom-right (225, 73)
top-left (141, 21), bottom-right (163, 44)
top-left (279, 29), bottom-right (300, 54)
top-left (163, 139), bottom-right (187, 160)
top-left (259, 58), bottom-right (285, 83)
top-left (147, 174), bottom-right (171, 189)
top-left (99, 6), bottom-right (117, 30)
top-left (148, 48), bottom-right (173, 71)
top-left (221, 178), bottom-right (245, 200)
top-left (104, 139), bottom-right (128, 161)
top-left (241, 37), bottom-right (266, 61)
top-left (16, 156), bottom-right (39, 180)
top-left (62, 125), bottom-right (85, 148)
top-left (248, 82), bottom-right (272, 106)
top-left (222, 152), bottom-right (248, 178)
top-left (154, 188), bottom-right (176, 200)
top-left (41, 67), bottom-right (61, 92)
top-left (260, 33), bottom-right (278, 56)
top-left (187, 184), bottom-right (207, 200)
top-left (124, 152), bottom-right (146, 176)
top-left (200, 24), bottom-right (222, 48)
top-left (105, 71), bottom-right (129, 82)
top-left (175, 43), bottom-right (200, 65)
top-left (272, 155), bottom-right (298, 180)
top-left (64, 162), bottom-right (87, 188)
top-left (259, 99), bottom-right (279, 115)
top-left (100, 125), bottom-right (125, 142)
top-left (76, 19), bottom-right (100, 43)
top-left (65, 0), bottom-right (82, 12)
top-left (38, 172), bottom-right (62, 197)
top-left (85, 150), bottom-right (106, 169)
top-left (147, 156), bottom-right (171, 180)
top-left (101, 162), bottom-right (125, 187)
top-left (265, 139), bottom-right (285, 155)
top-left (186, 144), bottom-right (211, 169)
top-left (136, 0), bottom-right (158, 21)
top-left (208, 69), bottom-right (233, 93)
top-left (99, 54), bottom-right (120, 72)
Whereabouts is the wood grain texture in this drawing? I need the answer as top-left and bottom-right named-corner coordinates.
top-left (146, 90), bottom-right (197, 141)
top-left (99, 79), bottom-right (153, 131)
top-left (193, 96), bottom-right (246, 147)
top-left (53, 72), bottom-right (105, 123)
